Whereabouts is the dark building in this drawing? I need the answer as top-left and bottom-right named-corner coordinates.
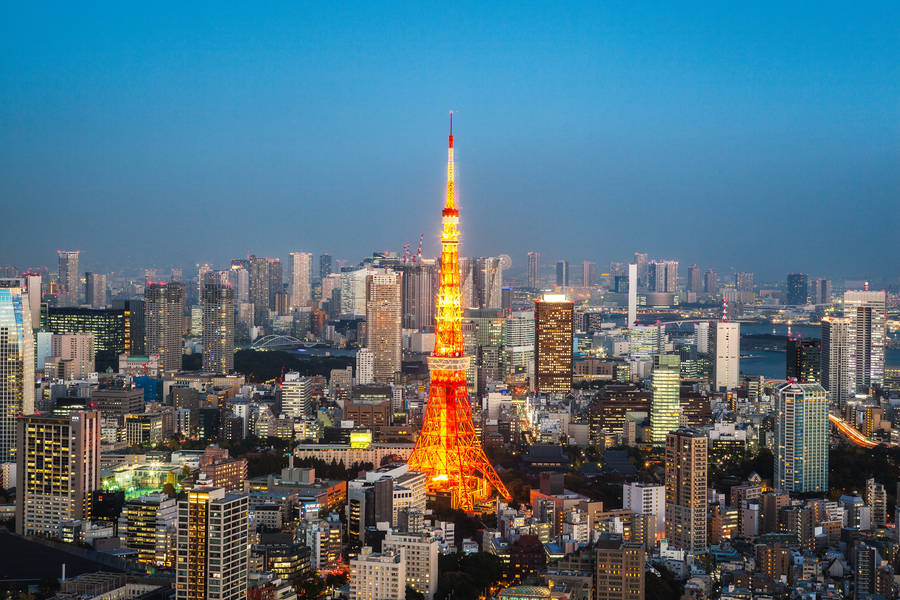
top-left (590, 386), bottom-right (651, 435)
top-left (786, 337), bottom-right (821, 383)
top-left (508, 535), bottom-right (546, 584)
top-left (555, 260), bottom-right (568, 287)
top-left (786, 273), bottom-right (809, 306)
top-left (319, 254), bottom-right (333, 281)
top-left (91, 387), bottom-right (145, 420)
top-left (197, 407), bottom-right (221, 440)
top-left (45, 307), bottom-right (129, 355)
top-left (112, 299), bottom-right (146, 355)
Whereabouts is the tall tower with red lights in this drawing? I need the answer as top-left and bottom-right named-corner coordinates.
top-left (407, 115), bottom-right (512, 512)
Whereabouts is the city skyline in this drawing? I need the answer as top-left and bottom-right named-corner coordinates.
top-left (2, 4), bottom-right (899, 279)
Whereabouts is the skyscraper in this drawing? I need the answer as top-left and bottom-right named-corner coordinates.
top-left (633, 252), bottom-right (648, 288)
top-left (735, 271), bottom-right (754, 302)
top-left (23, 273), bottom-right (41, 326)
top-left (687, 265), bottom-right (702, 293)
top-left (365, 272), bottom-right (402, 383)
top-left (176, 487), bottom-right (249, 600)
top-left (406, 117), bottom-right (511, 512)
top-left (474, 256), bottom-right (503, 309)
top-left (248, 256), bottom-right (269, 325)
top-left (713, 320), bottom-right (740, 391)
top-left (774, 381), bottom-right (828, 493)
top-left (267, 258), bottom-right (283, 310)
top-left (355, 347), bottom-right (374, 385)
top-left (57, 250), bottom-right (80, 307)
top-left (289, 251), bottom-right (313, 308)
top-left (843, 289), bottom-right (887, 389)
top-left (811, 278), bottom-right (832, 305)
top-left (118, 493), bottom-right (178, 568)
top-left (649, 261), bottom-right (678, 293)
top-left (534, 294), bottom-right (574, 394)
top-left (555, 260), bottom-right (569, 287)
top-left (786, 337), bottom-right (820, 383)
top-left (16, 411), bottom-right (100, 536)
top-left (85, 272), bottom-right (107, 308)
top-left (665, 428), bottom-right (707, 553)
top-left (650, 354), bottom-right (681, 446)
top-left (527, 252), bottom-right (540, 289)
top-left (400, 261), bottom-right (437, 330)
top-left (581, 261), bottom-right (596, 287)
top-left (0, 279), bottom-right (34, 464)
top-left (703, 269), bottom-right (718, 295)
top-left (201, 283), bottom-right (234, 374)
top-left (281, 374), bottom-right (312, 418)
top-left (627, 264), bottom-right (637, 328)
top-left (146, 282), bottom-right (185, 373)
top-left (786, 273), bottom-right (808, 305)
top-left (821, 316), bottom-right (853, 408)
top-left (319, 253), bottom-right (333, 281)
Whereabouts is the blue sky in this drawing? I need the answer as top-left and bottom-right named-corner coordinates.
top-left (2, 2), bottom-right (898, 280)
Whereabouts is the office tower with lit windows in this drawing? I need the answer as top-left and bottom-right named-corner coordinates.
top-left (16, 410), bottom-right (100, 536)
top-left (649, 261), bottom-right (678, 293)
top-left (582, 261), bottom-right (596, 287)
top-left (504, 310), bottom-right (535, 383)
top-left (786, 337), bottom-right (820, 383)
top-left (527, 252), bottom-right (540, 289)
top-left (85, 272), bottom-right (107, 308)
top-left (366, 272), bottom-right (402, 383)
top-left (650, 354), bottom-right (681, 446)
top-left (534, 294), bottom-right (574, 394)
top-left (774, 381), bottom-right (828, 493)
top-left (555, 260), bottom-right (569, 287)
top-left (821, 316), bottom-right (853, 408)
top-left (119, 493), bottom-right (178, 568)
top-left (176, 487), bottom-right (249, 600)
top-left (665, 428), bottom-right (707, 553)
top-left (628, 323), bottom-right (664, 362)
top-left (349, 547), bottom-right (406, 600)
top-left (843, 289), bottom-right (887, 389)
top-left (57, 250), bottom-right (80, 307)
top-left (319, 253), bottom-right (333, 281)
top-left (462, 308), bottom-right (505, 394)
top-left (289, 251), bottom-right (313, 308)
top-left (713, 320), bottom-right (740, 390)
top-left (703, 269), bottom-right (718, 295)
top-left (146, 282), bottom-right (185, 373)
top-left (281, 373), bottom-right (311, 418)
top-left (595, 534), bottom-right (646, 600)
top-left (687, 265), bottom-right (701, 293)
top-left (201, 283), bottom-right (234, 374)
top-left (112, 299), bottom-right (145, 355)
top-left (786, 273), bottom-right (808, 305)
top-left (0, 280), bottom-right (34, 464)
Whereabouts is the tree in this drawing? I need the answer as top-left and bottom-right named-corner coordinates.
top-left (405, 585), bottom-right (425, 600)
top-left (161, 483), bottom-right (177, 498)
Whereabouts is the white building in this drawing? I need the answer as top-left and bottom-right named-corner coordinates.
top-left (281, 373), bottom-right (311, 418)
top-left (289, 252), bottom-right (313, 308)
top-left (349, 547), bottom-right (406, 600)
top-left (623, 482), bottom-right (666, 534)
top-left (713, 321), bottom-right (740, 390)
top-left (341, 269), bottom-right (372, 317)
top-left (822, 316), bottom-right (853, 408)
top-left (356, 348), bottom-right (374, 385)
top-left (382, 531), bottom-right (438, 599)
top-left (843, 289), bottom-right (886, 389)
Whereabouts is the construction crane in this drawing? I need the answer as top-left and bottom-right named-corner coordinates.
top-left (414, 233), bottom-right (424, 263)
top-left (403, 243), bottom-right (411, 262)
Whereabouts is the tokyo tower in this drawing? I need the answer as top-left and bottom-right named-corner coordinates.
top-left (406, 114), bottom-right (512, 512)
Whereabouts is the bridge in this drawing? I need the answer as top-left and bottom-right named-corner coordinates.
top-left (829, 414), bottom-right (881, 449)
top-left (250, 335), bottom-right (308, 350)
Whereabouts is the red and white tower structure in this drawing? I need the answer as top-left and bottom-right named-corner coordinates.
top-left (407, 114), bottom-right (511, 512)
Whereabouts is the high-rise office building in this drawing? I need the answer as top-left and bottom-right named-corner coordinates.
top-left (650, 354), bottom-right (681, 446)
top-left (281, 373), bottom-right (311, 418)
top-left (85, 272), bottom-right (107, 308)
top-left (735, 272), bottom-right (754, 302)
top-left (399, 261), bottom-right (437, 330)
top-left (811, 278), bottom-right (832, 305)
top-left (341, 268), bottom-right (372, 317)
top-left (786, 337), bottom-right (820, 383)
top-left (46, 307), bottom-right (130, 356)
top-left (633, 253), bottom-right (648, 288)
top-left (622, 482), bottom-right (666, 534)
top-left (703, 269), bottom-right (718, 295)
top-left (289, 252), bottom-right (313, 309)
top-left (555, 260), bottom-right (569, 287)
top-left (628, 323), bottom-right (664, 361)
top-left (686, 265), bottom-right (702, 293)
top-left (146, 282), bottom-right (185, 373)
top-left (504, 310), bottom-right (535, 383)
top-left (595, 534), bottom-right (646, 600)
top-left (24, 273), bottom-right (42, 326)
top-left (774, 381), bottom-right (828, 493)
top-left (627, 264), bottom-right (637, 328)
top-left (319, 254), bottom-right (333, 281)
top-left (0, 280), bottom-right (34, 464)
top-left (665, 428), bottom-right (708, 553)
top-left (46, 332), bottom-right (95, 379)
top-left (118, 493), bottom-right (178, 567)
top-left (821, 316), bottom-right (853, 408)
top-left (176, 487), bottom-right (249, 600)
top-left (16, 410), bottom-right (100, 536)
top-left (527, 252), bottom-right (540, 289)
top-left (248, 256), bottom-right (269, 325)
top-left (649, 261), bottom-right (678, 293)
top-left (582, 261), bottom-right (596, 287)
top-left (865, 478), bottom-right (887, 529)
top-left (534, 294), bottom-right (574, 394)
top-left (57, 250), bottom-right (80, 307)
top-left (713, 321), bottom-right (740, 390)
top-left (267, 258), bottom-right (283, 311)
top-left (201, 284), bottom-right (234, 374)
top-left (366, 272), bottom-right (402, 383)
top-left (786, 273), bottom-right (808, 305)
top-left (843, 289), bottom-right (887, 389)
top-left (474, 256), bottom-right (503, 309)
top-left (356, 347), bottom-right (374, 385)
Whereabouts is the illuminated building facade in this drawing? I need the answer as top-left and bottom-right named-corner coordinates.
top-left (45, 306), bottom-right (129, 355)
top-left (0, 280), bottom-right (35, 464)
top-left (843, 289), bottom-right (887, 389)
top-left (406, 117), bottom-right (511, 512)
top-left (365, 271), bottom-right (402, 383)
top-left (786, 273), bottom-right (808, 305)
top-left (118, 492), bottom-right (177, 567)
top-left (201, 283), bottom-right (234, 374)
top-left (649, 354), bottom-right (681, 446)
top-left (534, 294), bottom-right (574, 394)
top-left (146, 282), bottom-right (185, 373)
top-left (665, 428), bottom-right (707, 553)
top-left (774, 381), bottom-right (828, 494)
top-left (713, 320), bottom-right (740, 391)
top-left (16, 411), bottom-right (100, 536)
top-left (176, 487), bottom-right (249, 600)
top-left (595, 534), bottom-right (646, 600)
top-left (289, 251), bottom-right (313, 308)
top-left (786, 337), bottom-right (820, 383)
top-left (57, 250), bottom-right (80, 307)
top-left (821, 316), bottom-right (853, 408)
top-left (527, 252), bottom-right (540, 289)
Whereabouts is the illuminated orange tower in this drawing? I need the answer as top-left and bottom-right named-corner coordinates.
top-left (407, 114), bottom-right (512, 512)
